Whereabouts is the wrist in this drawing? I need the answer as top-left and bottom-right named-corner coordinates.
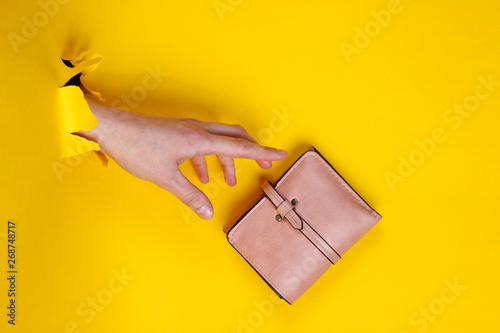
top-left (76, 95), bottom-right (127, 155)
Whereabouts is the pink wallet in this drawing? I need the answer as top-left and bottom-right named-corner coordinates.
top-left (224, 146), bottom-right (381, 304)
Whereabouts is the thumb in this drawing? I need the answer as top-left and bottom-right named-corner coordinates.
top-left (162, 168), bottom-right (213, 220)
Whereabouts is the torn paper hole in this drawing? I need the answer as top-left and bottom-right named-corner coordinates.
top-left (58, 51), bottom-right (108, 166)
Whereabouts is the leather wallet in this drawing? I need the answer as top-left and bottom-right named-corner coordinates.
top-left (224, 146), bottom-right (381, 304)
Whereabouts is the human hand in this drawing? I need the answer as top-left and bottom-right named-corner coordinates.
top-left (78, 96), bottom-right (287, 220)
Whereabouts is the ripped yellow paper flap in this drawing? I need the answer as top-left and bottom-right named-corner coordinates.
top-left (60, 86), bottom-right (98, 133)
top-left (59, 51), bottom-right (107, 165)
top-left (58, 51), bottom-right (103, 87)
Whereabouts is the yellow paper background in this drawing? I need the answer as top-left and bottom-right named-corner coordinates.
top-left (1, 0), bottom-right (499, 332)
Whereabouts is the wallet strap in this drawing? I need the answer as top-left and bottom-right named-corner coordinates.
top-left (261, 181), bottom-right (341, 264)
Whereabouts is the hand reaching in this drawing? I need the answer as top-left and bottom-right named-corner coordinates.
top-left (77, 96), bottom-right (287, 220)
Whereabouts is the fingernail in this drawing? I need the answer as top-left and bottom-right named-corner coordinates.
top-left (276, 149), bottom-right (287, 156)
top-left (197, 205), bottom-right (213, 220)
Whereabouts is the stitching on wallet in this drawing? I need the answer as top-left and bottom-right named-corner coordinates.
top-left (285, 211), bottom-right (302, 230)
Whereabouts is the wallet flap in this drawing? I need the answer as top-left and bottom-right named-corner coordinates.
top-left (273, 150), bottom-right (381, 256)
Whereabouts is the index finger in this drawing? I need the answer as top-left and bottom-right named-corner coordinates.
top-left (199, 135), bottom-right (287, 161)
top-left (187, 121), bottom-right (277, 168)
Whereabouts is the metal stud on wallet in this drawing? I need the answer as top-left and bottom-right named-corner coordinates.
top-left (224, 146), bottom-right (381, 304)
